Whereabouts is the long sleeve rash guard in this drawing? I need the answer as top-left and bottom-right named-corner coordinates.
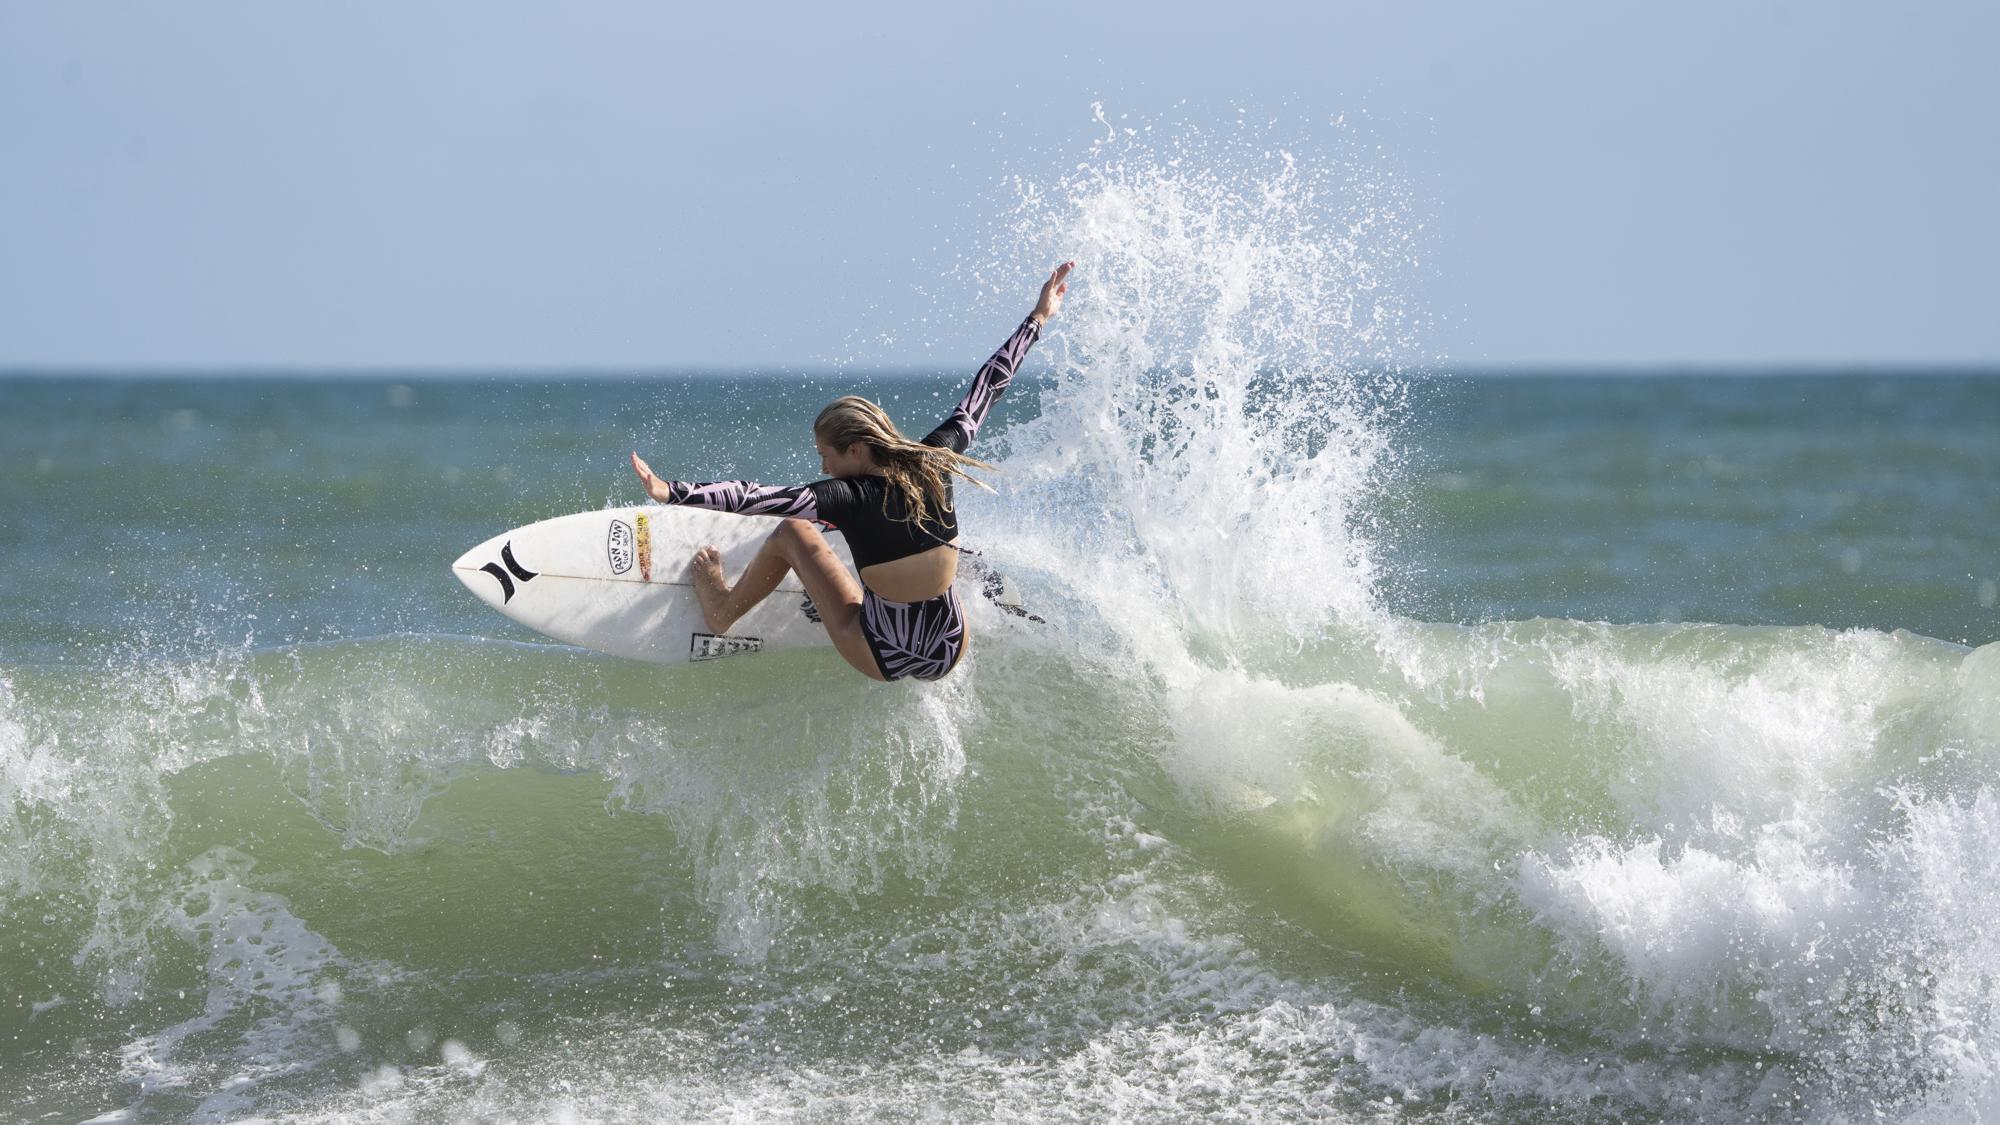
top-left (658, 315), bottom-right (1041, 570)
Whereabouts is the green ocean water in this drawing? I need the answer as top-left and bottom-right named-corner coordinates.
top-left (4, 137), bottom-right (2000, 1122)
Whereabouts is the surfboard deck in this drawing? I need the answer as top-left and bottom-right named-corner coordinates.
top-left (451, 506), bottom-right (1028, 666)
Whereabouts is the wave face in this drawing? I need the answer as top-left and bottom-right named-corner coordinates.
top-left (5, 125), bottom-right (2000, 1123)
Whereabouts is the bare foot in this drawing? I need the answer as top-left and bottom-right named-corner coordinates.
top-left (689, 546), bottom-right (735, 632)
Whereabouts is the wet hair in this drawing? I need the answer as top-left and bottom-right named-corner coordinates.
top-left (813, 396), bottom-right (993, 527)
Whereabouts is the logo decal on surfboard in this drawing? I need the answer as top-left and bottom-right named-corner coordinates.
top-left (478, 541), bottom-right (539, 603)
top-left (690, 633), bottom-right (762, 660)
top-left (635, 511), bottom-right (652, 581)
top-left (608, 519), bottom-right (634, 574)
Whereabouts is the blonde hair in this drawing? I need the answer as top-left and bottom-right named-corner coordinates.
top-left (813, 396), bottom-right (993, 527)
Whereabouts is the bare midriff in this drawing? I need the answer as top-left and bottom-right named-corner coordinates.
top-left (858, 541), bottom-right (959, 602)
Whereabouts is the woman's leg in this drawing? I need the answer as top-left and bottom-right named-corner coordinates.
top-left (690, 520), bottom-right (888, 681)
top-left (689, 542), bottom-right (787, 633)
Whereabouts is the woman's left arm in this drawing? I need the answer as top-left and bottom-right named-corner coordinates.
top-left (923, 262), bottom-right (1073, 453)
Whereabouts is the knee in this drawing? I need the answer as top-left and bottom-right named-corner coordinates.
top-left (767, 519), bottom-right (819, 554)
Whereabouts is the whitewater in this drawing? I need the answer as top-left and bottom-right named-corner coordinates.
top-left (3, 126), bottom-right (1998, 1123)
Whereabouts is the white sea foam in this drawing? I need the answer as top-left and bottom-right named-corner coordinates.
top-left (115, 846), bottom-right (371, 1123)
top-left (976, 116), bottom-right (1420, 676)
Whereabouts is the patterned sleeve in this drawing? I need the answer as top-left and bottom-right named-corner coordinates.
top-left (922, 315), bottom-right (1042, 454)
top-left (659, 479), bottom-right (821, 520)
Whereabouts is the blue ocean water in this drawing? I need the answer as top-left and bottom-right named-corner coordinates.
top-left (2, 140), bottom-right (1998, 1123)
top-left (3, 371), bottom-right (1994, 662)
top-left (1385, 372), bottom-right (2000, 646)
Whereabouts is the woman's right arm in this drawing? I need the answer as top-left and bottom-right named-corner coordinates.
top-left (630, 452), bottom-right (822, 519)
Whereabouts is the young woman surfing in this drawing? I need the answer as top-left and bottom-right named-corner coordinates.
top-left (630, 262), bottom-right (1072, 682)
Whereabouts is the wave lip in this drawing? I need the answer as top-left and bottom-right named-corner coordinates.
top-left (5, 622), bottom-right (1998, 1117)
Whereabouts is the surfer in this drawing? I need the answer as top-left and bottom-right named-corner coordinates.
top-left (630, 263), bottom-right (1071, 682)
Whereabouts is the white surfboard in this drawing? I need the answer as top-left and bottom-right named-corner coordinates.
top-left (450, 506), bottom-right (1029, 666)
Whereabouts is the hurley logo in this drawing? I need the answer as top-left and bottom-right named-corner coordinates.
top-left (479, 542), bottom-right (539, 603)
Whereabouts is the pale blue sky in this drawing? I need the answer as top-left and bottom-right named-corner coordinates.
top-left (3, 1), bottom-right (1994, 371)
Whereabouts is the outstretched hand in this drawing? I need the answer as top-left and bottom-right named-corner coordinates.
top-left (1032, 261), bottom-right (1074, 325)
top-left (630, 451), bottom-right (668, 502)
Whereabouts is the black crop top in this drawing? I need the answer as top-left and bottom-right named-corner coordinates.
top-left (658, 315), bottom-right (1041, 571)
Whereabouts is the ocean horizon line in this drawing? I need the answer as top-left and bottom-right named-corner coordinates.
top-left (4, 360), bottom-right (1998, 382)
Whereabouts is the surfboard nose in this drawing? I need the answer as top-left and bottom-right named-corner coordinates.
top-left (451, 533), bottom-right (511, 609)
